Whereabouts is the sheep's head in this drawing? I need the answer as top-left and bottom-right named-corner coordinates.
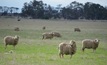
top-left (94, 39), bottom-right (100, 44)
top-left (69, 40), bottom-right (76, 54)
top-left (69, 40), bottom-right (75, 44)
top-left (14, 35), bottom-right (19, 39)
top-left (93, 39), bottom-right (100, 47)
top-left (14, 35), bottom-right (19, 42)
top-left (69, 40), bottom-right (76, 48)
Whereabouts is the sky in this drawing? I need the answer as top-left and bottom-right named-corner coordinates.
top-left (0, 0), bottom-right (107, 12)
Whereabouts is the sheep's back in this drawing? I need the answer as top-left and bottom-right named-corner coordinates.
top-left (4, 36), bottom-right (14, 45)
top-left (82, 39), bottom-right (94, 48)
top-left (59, 43), bottom-right (73, 54)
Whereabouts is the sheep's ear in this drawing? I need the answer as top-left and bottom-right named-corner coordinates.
top-left (69, 40), bottom-right (72, 44)
top-left (14, 35), bottom-right (19, 39)
top-left (72, 40), bottom-right (75, 44)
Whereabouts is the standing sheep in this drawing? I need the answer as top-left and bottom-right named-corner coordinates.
top-left (82, 39), bottom-right (100, 52)
top-left (17, 19), bottom-right (20, 21)
top-left (14, 27), bottom-right (20, 31)
top-left (52, 32), bottom-right (61, 37)
top-left (74, 28), bottom-right (81, 32)
top-left (42, 32), bottom-right (53, 39)
top-left (4, 35), bottom-right (19, 49)
top-left (42, 26), bottom-right (46, 30)
top-left (58, 40), bottom-right (76, 58)
top-left (17, 17), bottom-right (21, 21)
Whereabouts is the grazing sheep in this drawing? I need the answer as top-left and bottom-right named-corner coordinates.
top-left (52, 32), bottom-right (61, 37)
top-left (17, 18), bottom-right (21, 21)
top-left (17, 16), bottom-right (21, 21)
top-left (14, 27), bottom-right (20, 31)
top-left (4, 35), bottom-right (19, 49)
top-left (82, 39), bottom-right (100, 52)
top-left (58, 40), bottom-right (76, 58)
top-left (42, 26), bottom-right (46, 30)
top-left (42, 32), bottom-right (53, 39)
top-left (74, 28), bottom-right (81, 32)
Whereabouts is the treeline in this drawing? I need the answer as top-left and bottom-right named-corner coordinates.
top-left (0, 0), bottom-right (107, 20)
top-left (21, 0), bottom-right (107, 20)
top-left (0, 6), bottom-right (19, 16)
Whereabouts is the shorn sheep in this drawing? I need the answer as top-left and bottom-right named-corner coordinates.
top-left (4, 35), bottom-right (19, 49)
top-left (82, 39), bottom-right (100, 52)
top-left (74, 28), bottom-right (81, 32)
top-left (42, 32), bottom-right (53, 39)
top-left (58, 40), bottom-right (76, 58)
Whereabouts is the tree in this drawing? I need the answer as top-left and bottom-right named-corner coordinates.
top-left (0, 6), bottom-right (3, 13)
top-left (44, 5), bottom-right (53, 19)
top-left (61, 1), bottom-right (84, 19)
top-left (0, 6), bottom-right (3, 16)
top-left (2, 6), bottom-right (9, 16)
top-left (84, 2), bottom-right (107, 20)
top-left (21, 0), bottom-right (107, 20)
top-left (21, 0), bottom-right (44, 19)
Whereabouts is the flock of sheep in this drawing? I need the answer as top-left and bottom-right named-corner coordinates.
top-left (3, 27), bottom-right (100, 58)
top-left (58, 38), bottom-right (99, 58)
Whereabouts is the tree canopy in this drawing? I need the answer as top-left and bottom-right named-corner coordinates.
top-left (0, 0), bottom-right (107, 20)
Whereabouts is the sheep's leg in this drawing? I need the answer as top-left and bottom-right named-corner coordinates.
top-left (82, 48), bottom-right (85, 52)
top-left (93, 49), bottom-right (96, 52)
top-left (5, 45), bottom-right (7, 49)
top-left (62, 54), bottom-right (64, 58)
top-left (59, 53), bottom-right (61, 58)
top-left (42, 36), bottom-right (44, 40)
top-left (59, 52), bottom-right (64, 58)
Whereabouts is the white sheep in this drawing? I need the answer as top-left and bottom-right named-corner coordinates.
top-left (42, 32), bottom-right (53, 39)
top-left (82, 39), bottom-right (100, 52)
top-left (4, 35), bottom-right (19, 49)
top-left (58, 40), bottom-right (76, 58)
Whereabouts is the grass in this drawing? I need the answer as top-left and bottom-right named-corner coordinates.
top-left (0, 18), bottom-right (107, 65)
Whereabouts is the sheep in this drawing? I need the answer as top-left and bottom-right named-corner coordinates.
top-left (4, 35), bottom-right (19, 49)
top-left (42, 32), bottom-right (53, 39)
top-left (42, 26), bottom-right (46, 30)
top-left (82, 39), bottom-right (100, 52)
top-left (14, 27), bottom-right (20, 31)
top-left (17, 16), bottom-right (21, 21)
top-left (51, 32), bottom-right (61, 37)
top-left (74, 28), bottom-right (81, 32)
top-left (58, 40), bottom-right (76, 58)
top-left (17, 19), bottom-right (20, 21)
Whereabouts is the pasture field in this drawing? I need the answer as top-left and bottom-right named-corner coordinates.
top-left (0, 18), bottom-right (107, 65)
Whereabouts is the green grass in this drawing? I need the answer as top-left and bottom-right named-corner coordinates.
top-left (0, 18), bottom-right (107, 65)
